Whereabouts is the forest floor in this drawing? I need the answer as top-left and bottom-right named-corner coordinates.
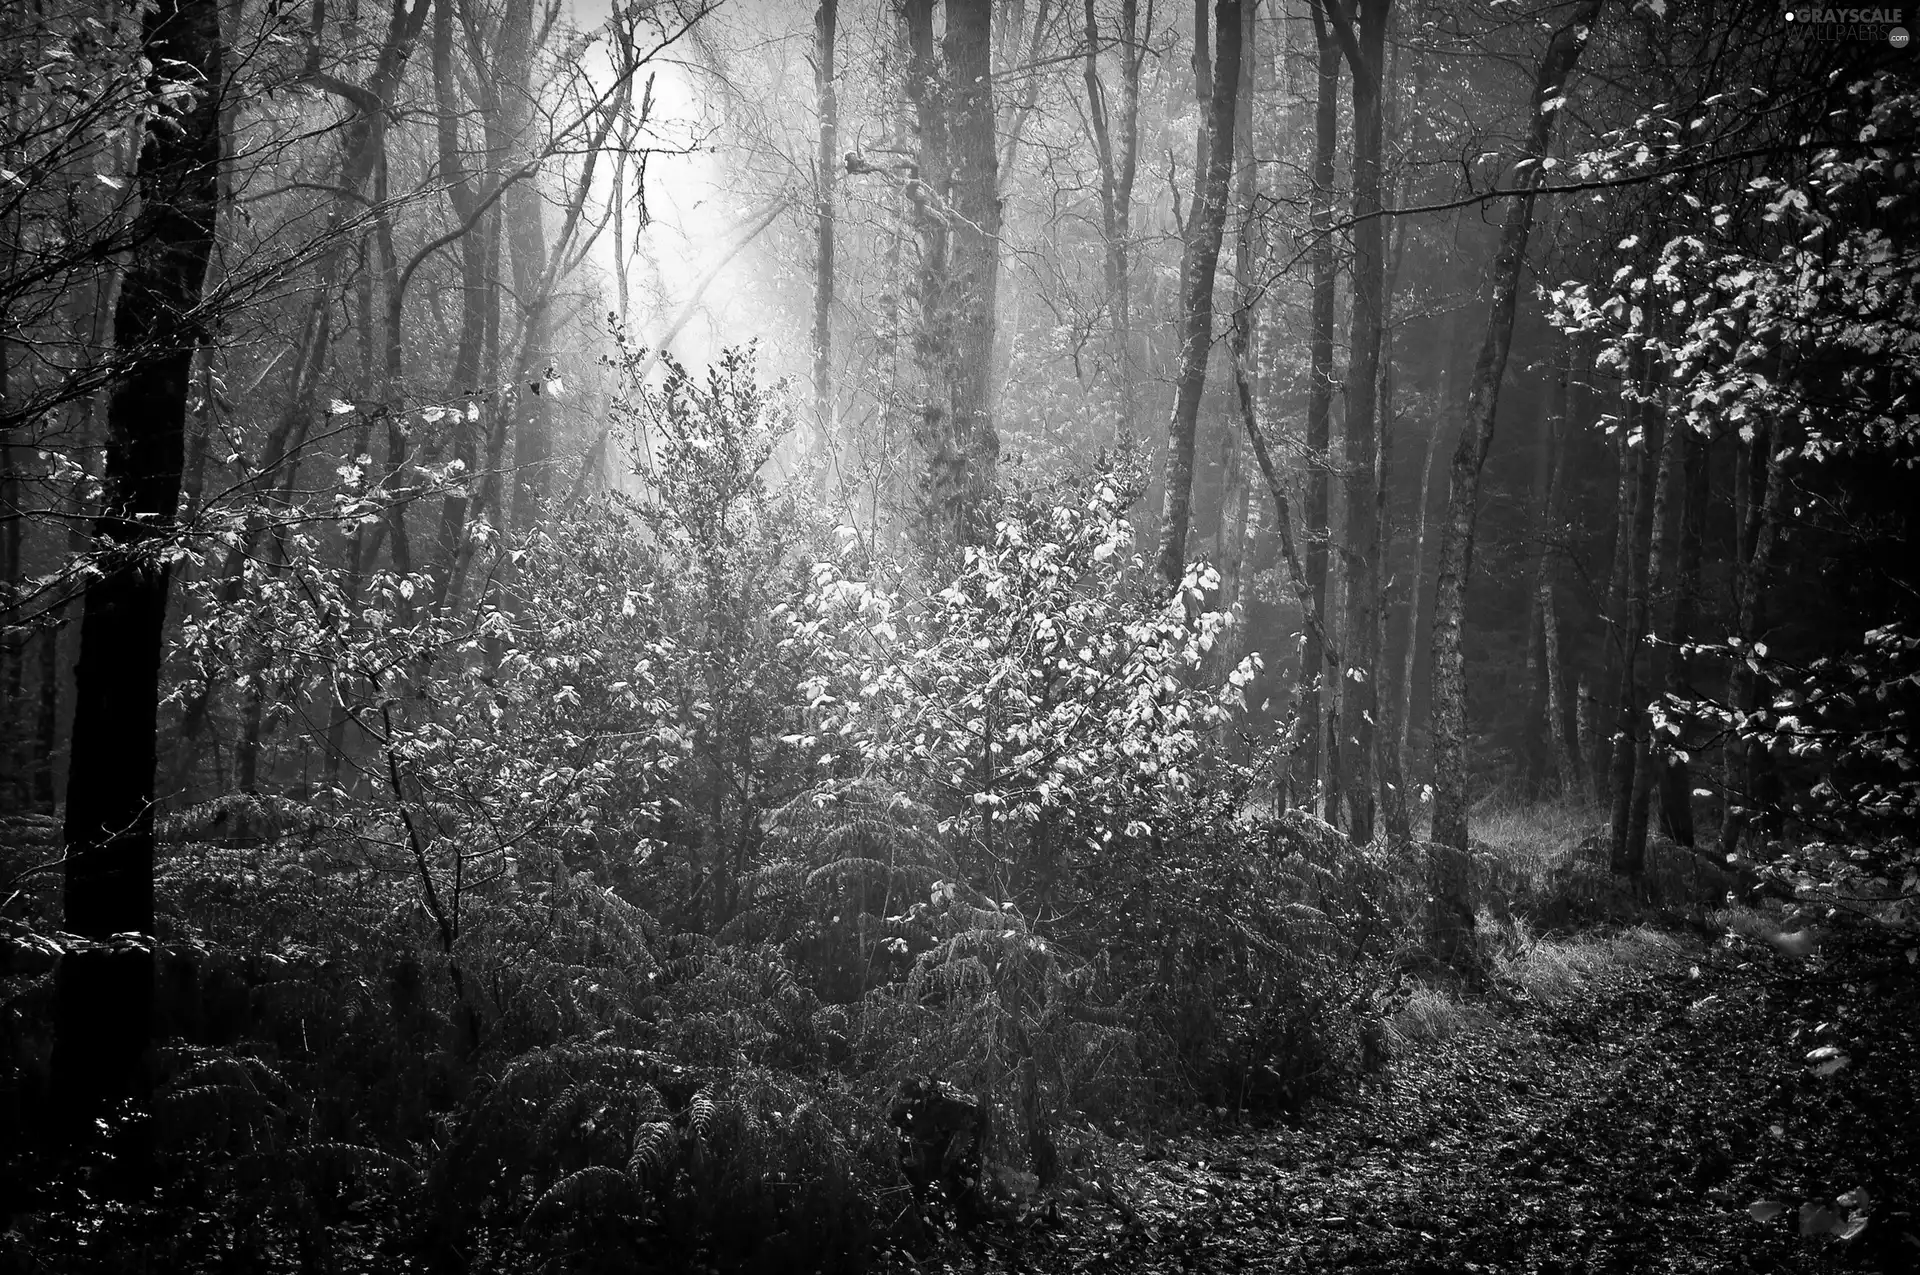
top-left (897, 920), bottom-right (1919, 1275)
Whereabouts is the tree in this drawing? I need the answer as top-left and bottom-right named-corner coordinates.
top-left (1156, 0), bottom-right (1242, 588)
top-left (813, 0), bottom-right (839, 449)
top-left (52, 0), bottom-right (221, 1128)
top-left (1296, 0), bottom-right (1341, 815)
top-left (1322, 0), bottom-right (1390, 841)
top-left (1427, 0), bottom-right (1600, 962)
top-left (1082, 0), bottom-right (1148, 440)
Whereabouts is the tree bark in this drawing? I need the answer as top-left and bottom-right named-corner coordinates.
top-left (922, 0), bottom-right (1001, 547)
top-left (1527, 345), bottom-right (1581, 794)
top-left (55, 0), bottom-right (220, 1129)
top-left (1215, 0), bottom-right (1259, 633)
top-left (1608, 399), bottom-right (1659, 877)
top-left (1155, 0), bottom-right (1241, 588)
top-left (1324, 0), bottom-right (1391, 843)
top-left (1082, 0), bottom-right (1144, 440)
top-left (1299, 0), bottom-right (1340, 815)
top-left (813, 0), bottom-right (839, 450)
top-left (1658, 426), bottom-right (1707, 845)
top-left (1720, 421), bottom-right (1790, 857)
top-left (496, 0), bottom-right (552, 537)
top-left (1427, 0), bottom-right (1600, 964)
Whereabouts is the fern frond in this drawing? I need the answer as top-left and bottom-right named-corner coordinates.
top-left (627, 1120), bottom-right (677, 1181)
top-left (527, 1165), bottom-right (637, 1222)
top-left (300, 1141), bottom-right (417, 1182)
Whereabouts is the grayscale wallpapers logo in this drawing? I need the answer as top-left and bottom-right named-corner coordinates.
top-left (1782, 5), bottom-right (1910, 44)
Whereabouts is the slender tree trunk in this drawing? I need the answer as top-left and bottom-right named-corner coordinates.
top-left (1324, 0), bottom-right (1391, 842)
top-left (1630, 387), bottom-right (1686, 858)
top-left (1608, 397), bottom-right (1659, 878)
top-left (813, 0), bottom-right (839, 449)
top-left (1298, 0), bottom-right (1340, 813)
top-left (1156, 0), bottom-right (1242, 588)
top-left (1215, 0), bottom-right (1259, 630)
top-left (1394, 412), bottom-right (1440, 781)
top-left (325, 253), bottom-right (379, 786)
top-left (1083, 0), bottom-right (1143, 440)
top-left (1528, 346), bottom-right (1581, 794)
top-left (1659, 427), bottom-right (1707, 845)
top-left (1520, 347), bottom-right (1563, 796)
top-left (1427, 0), bottom-right (1599, 964)
top-left (1720, 422), bottom-right (1790, 857)
top-left (55, 0), bottom-right (220, 1130)
top-left (1593, 421), bottom-right (1637, 798)
top-left (1376, 174), bottom-right (1412, 846)
top-left (496, 0), bottom-right (552, 537)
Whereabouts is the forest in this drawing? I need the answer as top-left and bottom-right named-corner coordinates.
top-left (0, 0), bottom-right (1916, 1268)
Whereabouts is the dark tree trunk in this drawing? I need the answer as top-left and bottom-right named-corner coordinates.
top-left (1658, 427), bottom-right (1707, 845)
top-left (1592, 423), bottom-right (1636, 799)
top-left (1631, 392), bottom-right (1686, 859)
top-left (1156, 0), bottom-right (1241, 588)
top-left (1720, 422), bottom-right (1790, 857)
top-left (1608, 402), bottom-right (1659, 878)
top-left (1527, 346), bottom-right (1581, 794)
top-left (1215, 0), bottom-right (1259, 637)
top-left (918, 0), bottom-right (1000, 547)
top-left (1427, 0), bottom-right (1599, 964)
top-left (55, 0), bottom-right (221, 1129)
top-left (1324, 0), bottom-right (1391, 843)
top-left (1297, 0), bottom-right (1340, 814)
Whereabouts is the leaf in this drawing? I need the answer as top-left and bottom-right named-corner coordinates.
top-left (1801, 1203), bottom-right (1843, 1236)
top-left (1748, 1199), bottom-right (1785, 1223)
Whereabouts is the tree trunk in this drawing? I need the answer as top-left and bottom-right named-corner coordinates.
top-left (1592, 423), bottom-right (1636, 799)
top-left (1083, 0), bottom-right (1143, 440)
top-left (936, 0), bottom-right (1001, 545)
top-left (1427, 0), bottom-right (1599, 964)
top-left (1658, 426), bottom-right (1707, 845)
top-left (1608, 398), bottom-right (1659, 878)
top-left (1297, 0), bottom-right (1340, 813)
top-left (1631, 388), bottom-right (1686, 857)
top-left (1394, 411), bottom-right (1440, 783)
top-left (1720, 422), bottom-right (1790, 857)
top-left (495, 0), bottom-right (551, 537)
top-left (813, 0), bottom-right (839, 449)
top-left (1527, 345), bottom-right (1581, 794)
top-left (1520, 345), bottom-right (1563, 796)
top-left (55, 0), bottom-right (220, 1130)
top-left (1215, 0), bottom-right (1259, 632)
top-left (1155, 0), bottom-right (1242, 588)
top-left (1324, 0), bottom-right (1391, 843)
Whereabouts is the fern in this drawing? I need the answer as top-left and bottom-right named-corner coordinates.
top-left (627, 1119), bottom-right (678, 1181)
top-left (528, 1164), bottom-right (638, 1222)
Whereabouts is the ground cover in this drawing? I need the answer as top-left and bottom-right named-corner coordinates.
top-left (894, 919), bottom-right (1919, 1274)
